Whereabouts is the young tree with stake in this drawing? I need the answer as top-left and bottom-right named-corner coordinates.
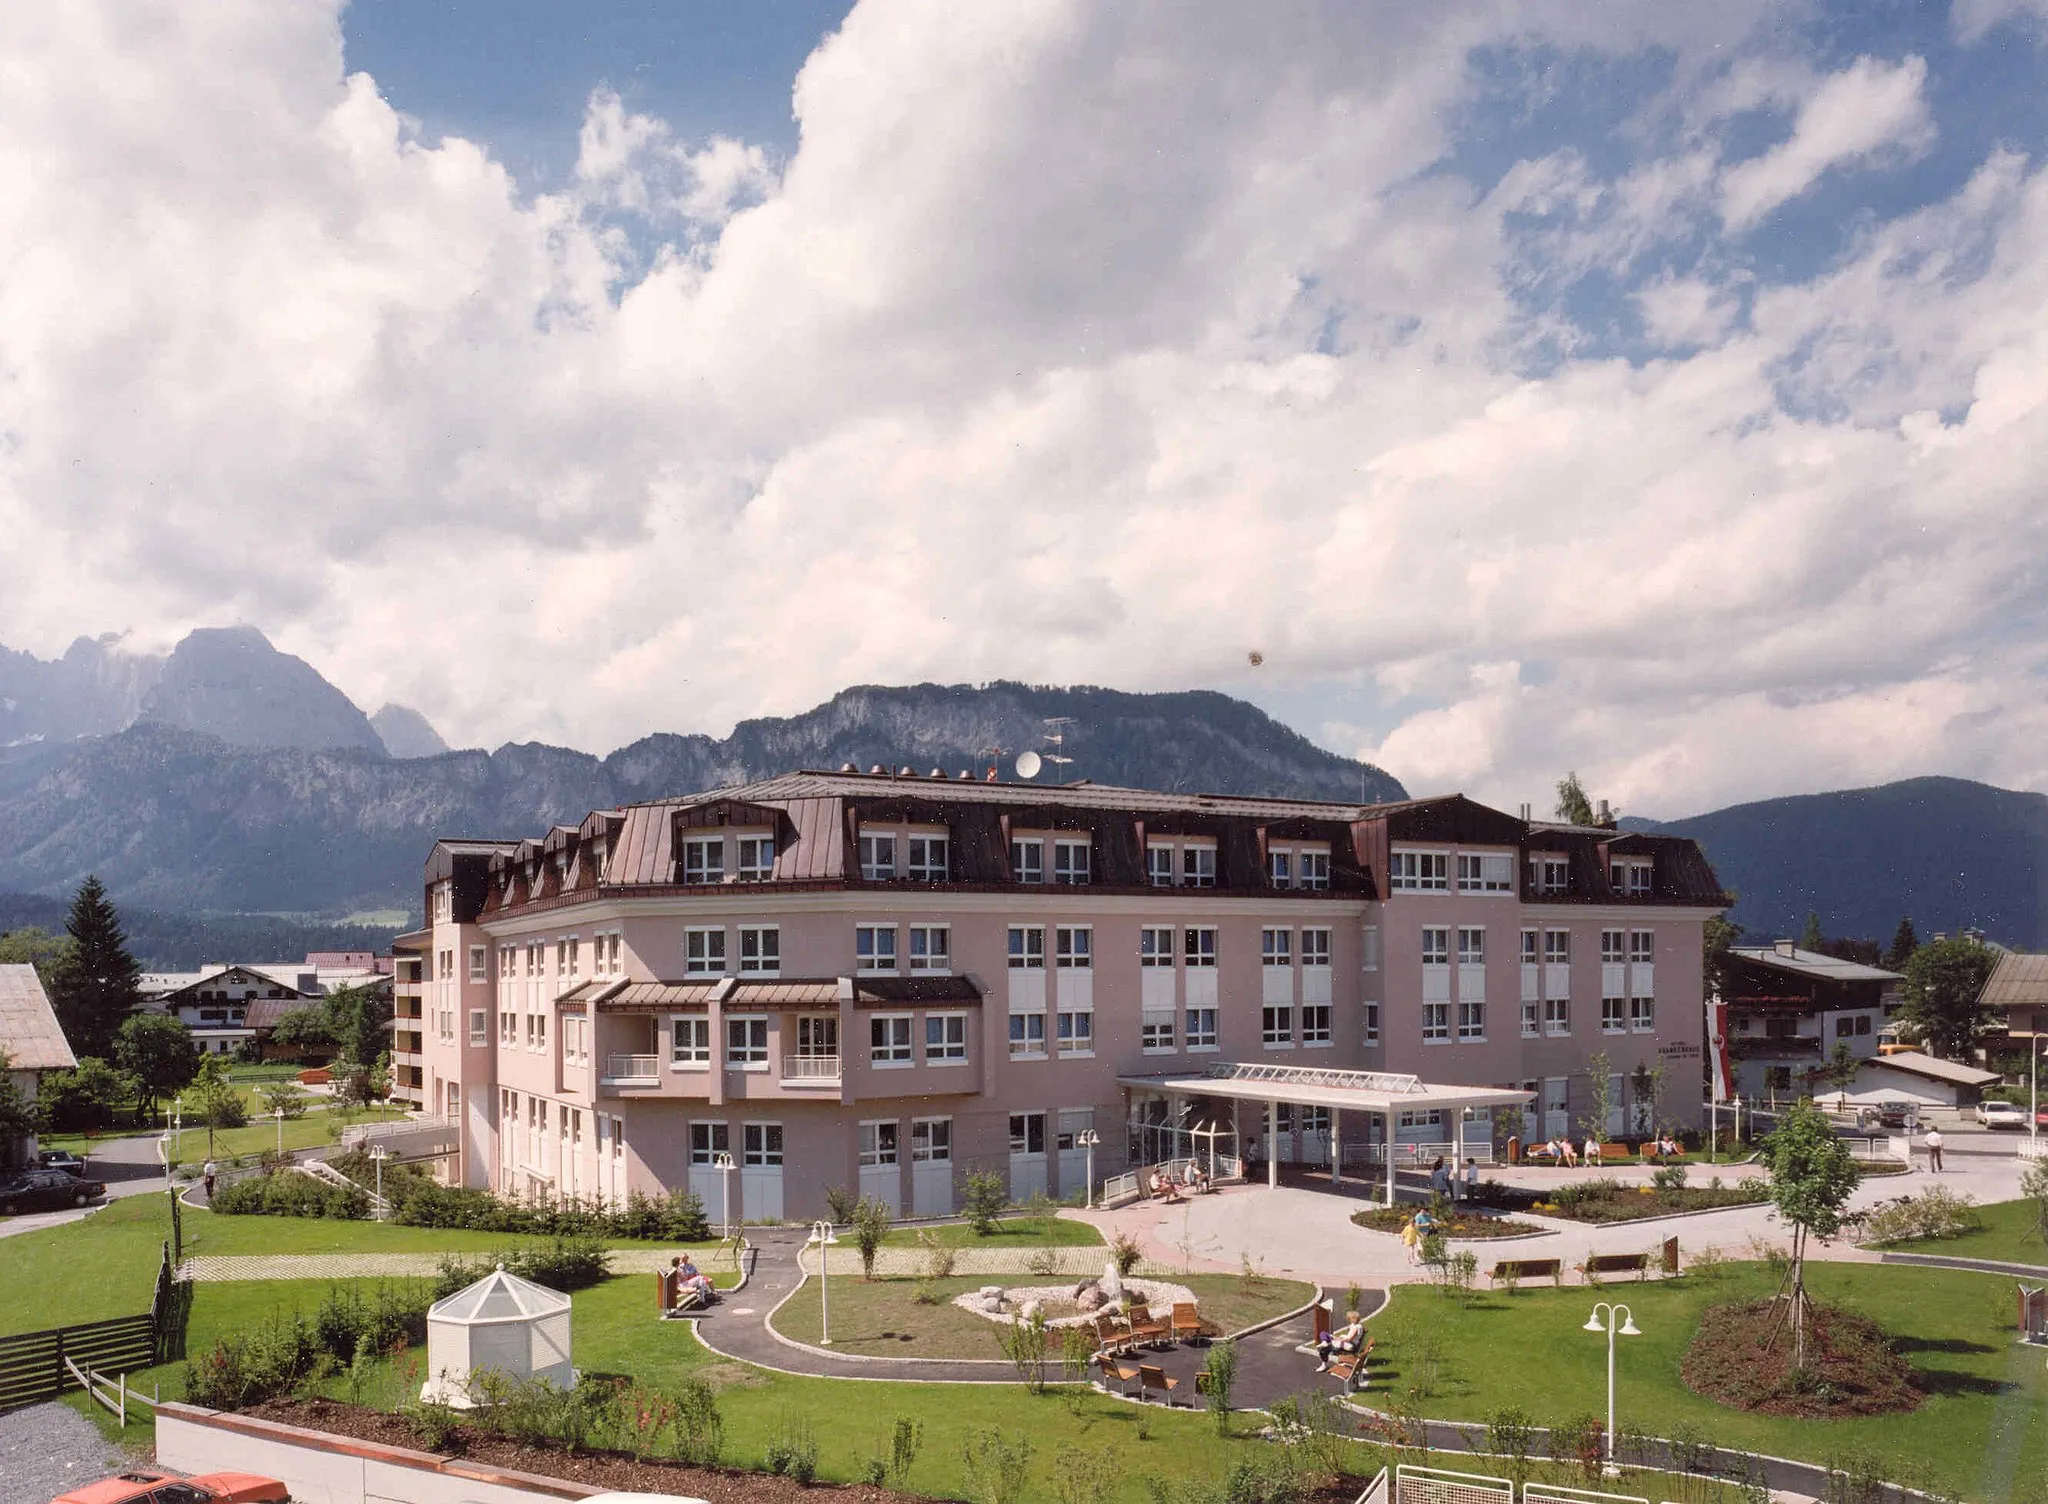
top-left (1759, 1098), bottom-right (1859, 1368)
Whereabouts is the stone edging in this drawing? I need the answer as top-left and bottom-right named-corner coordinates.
top-left (1877, 1250), bottom-right (2048, 1278)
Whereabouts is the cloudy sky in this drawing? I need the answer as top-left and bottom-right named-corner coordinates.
top-left (4, 1), bottom-right (2048, 819)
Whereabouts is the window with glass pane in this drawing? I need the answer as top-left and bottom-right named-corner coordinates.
top-left (681, 837), bottom-right (723, 884)
top-left (1057, 1010), bottom-right (1093, 1055)
top-left (925, 1012), bottom-right (967, 1062)
top-left (1262, 1004), bottom-right (1294, 1045)
top-left (1141, 1014), bottom-right (1175, 1050)
top-left (1545, 930), bottom-right (1571, 964)
top-left (795, 1016), bottom-right (837, 1057)
top-left (1629, 862), bottom-right (1653, 895)
top-left (1545, 997), bottom-right (1571, 1035)
top-left (1269, 850), bottom-right (1292, 887)
top-left (1522, 999), bottom-right (1540, 1037)
top-left (1147, 845), bottom-right (1175, 885)
top-left (1302, 1002), bottom-right (1332, 1044)
top-left (1055, 927), bottom-right (1092, 967)
top-left (1390, 850), bottom-right (1449, 890)
top-left (1262, 928), bottom-right (1292, 966)
top-left (907, 835), bottom-right (948, 882)
top-left (1299, 849), bottom-right (1330, 889)
top-left (726, 1016), bottom-right (768, 1067)
top-left (912, 1118), bottom-right (951, 1160)
top-left (870, 1014), bottom-right (913, 1064)
top-left (1423, 1001), bottom-right (1450, 1041)
top-left (1362, 1001), bottom-right (1380, 1043)
top-left (1457, 1000), bottom-right (1484, 1040)
top-left (739, 925), bottom-right (779, 974)
top-left (1601, 997), bottom-right (1626, 1034)
top-left (859, 832), bottom-right (897, 880)
top-left (1008, 1012), bottom-right (1046, 1056)
top-left (1184, 927), bottom-right (1218, 966)
top-left (686, 928), bottom-right (726, 975)
top-left (1008, 1112), bottom-right (1045, 1155)
top-left (1630, 996), bottom-right (1654, 1031)
top-left (1011, 838), bottom-right (1044, 883)
top-left (1186, 1007), bottom-right (1218, 1048)
top-left (1053, 839), bottom-right (1091, 885)
top-left (856, 924), bottom-right (897, 973)
top-left (1458, 927), bottom-right (1485, 965)
top-left (1630, 930), bottom-right (1654, 963)
top-left (859, 1121), bottom-right (899, 1166)
top-left (1007, 925), bottom-right (1045, 968)
top-left (1302, 928), bottom-right (1332, 967)
top-left (909, 925), bottom-right (950, 972)
top-left (1600, 929), bottom-right (1625, 963)
top-left (1140, 926), bottom-right (1174, 966)
top-left (744, 1122), bottom-right (784, 1165)
top-left (1421, 928), bottom-right (1449, 965)
top-left (737, 836), bottom-right (775, 881)
top-left (1183, 845), bottom-right (1216, 886)
top-left (689, 1121), bottom-right (728, 1163)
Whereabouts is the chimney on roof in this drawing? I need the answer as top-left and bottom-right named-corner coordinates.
top-left (1595, 799), bottom-right (1616, 829)
top-left (1519, 802), bottom-right (1531, 822)
top-left (1775, 939), bottom-right (1798, 957)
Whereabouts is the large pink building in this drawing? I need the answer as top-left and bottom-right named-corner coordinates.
top-left (397, 771), bottom-right (1726, 1221)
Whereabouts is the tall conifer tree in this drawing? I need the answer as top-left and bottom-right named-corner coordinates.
top-left (51, 876), bottom-right (142, 1059)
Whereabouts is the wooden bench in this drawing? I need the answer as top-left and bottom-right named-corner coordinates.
top-left (1594, 1143), bottom-right (1634, 1163)
top-left (1139, 1362), bottom-right (1187, 1406)
top-left (1487, 1258), bottom-right (1564, 1288)
top-left (1581, 1251), bottom-right (1650, 1284)
top-left (1327, 1335), bottom-right (1373, 1392)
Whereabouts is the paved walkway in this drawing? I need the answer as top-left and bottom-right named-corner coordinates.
top-left (795, 1244), bottom-right (1178, 1277)
top-left (177, 1247), bottom-right (741, 1282)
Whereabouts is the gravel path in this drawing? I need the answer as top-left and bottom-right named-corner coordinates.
top-left (794, 1244), bottom-right (1162, 1277)
top-left (0, 1401), bottom-right (138, 1504)
top-left (177, 1246), bottom-right (742, 1282)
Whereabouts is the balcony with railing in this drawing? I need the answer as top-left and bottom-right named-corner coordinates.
top-left (602, 1053), bottom-right (661, 1085)
top-left (781, 1053), bottom-right (842, 1086)
top-left (1729, 1033), bottom-right (1822, 1059)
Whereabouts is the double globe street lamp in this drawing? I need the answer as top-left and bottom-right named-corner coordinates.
top-left (806, 1219), bottom-right (840, 1345)
top-left (1583, 1301), bottom-right (1640, 1472)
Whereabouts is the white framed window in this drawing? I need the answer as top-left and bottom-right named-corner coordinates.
top-left (1008, 925), bottom-right (1046, 969)
top-left (1141, 1014), bottom-right (1175, 1052)
top-left (1521, 929), bottom-right (1539, 965)
top-left (1361, 925), bottom-right (1380, 971)
top-left (1390, 849), bottom-right (1450, 891)
top-left (681, 837), bottom-right (723, 885)
top-left (794, 1015), bottom-right (838, 1059)
top-left (432, 883), bottom-right (452, 921)
top-left (736, 836), bottom-right (775, 882)
top-left (1458, 927), bottom-right (1486, 965)
top-left (1299, 849), bottom-right (1330, 890)
top-left (533, 1013), bottom-right (547, 1051)
top-left (859, 831), bottom-right (897, 881)
top-left (1544, 929), bottom-right (1571, 965)
top-left (1008, 1012), bottom-right (1047, 1058)
top-left (1457, 1000), bottom-right (1485, 1041)
top-left (744, 1122), bottom-right (784, 1167)
top-left (856, 923), bottom-right (898, 974)
top-left (1421, 928), bottom-right (1450, 966)
top-left (1630, 930), bottom-right (1655, 964)
top-left (1056, 1009), bottom-right (1094, 1057)
top-left (1182, 844), bottom-right (1217, 887)
top-left (1269, 849), bottom-right (1292, 888)
top-left (1008, 1113), bottom-right (1046, 1157)
top-left (912, 1117), bottom-right (951, 1162)
top-left (1630, 996), bottom-right (1655, 1032)
top-left (1301, 1002), bottom-right (1332, 1045)
top-left (499, 1010), bottom-right (516, 1045)
top-left (1362, 1000), bottom-right (1380, 1045)
top-left (685, 927), bottom-right (726, 976)
top-left (1610, 858), bottom-right (1653, 895)
top-left (1011, 838), bottom-right (1044, 884)
top-left (1522, 998), bottom-right (1540, 1038)
top-left (726, 1015), bottom-right (769, 1069)
top-left (689, 1121), bottom-right (728, 1165)
top-left (1186, 1007), bottom-right (1218, 1049)
top-left (907, 834), bottom-right (949, 882)
top-left (671, 1017), bottom-right (711, 1067)
top-left (1184, 926), bottom-right (1218, 967)
top-left (858, 1120), bottom-right (899, 1167)
top-left (1140, 926), bottom-right (1174, 966)
top-left (1262, 1004), bottom-right (1294, 1047)
top-left (1053, 838), bottom-right (1092, 885)
top-left (1300, 928), bottom-right (1332, 968)
top-left (909, 925), bottom-right (951, 973)
top-left (1600, 929), bottom-right (1626, 964)
top-left (468, 945), bottom-right (487, 982)
top-left (1545, 997), bottom-right (1571, 1036)
top-left (1601, 996), bottom-right (1627, 1035)
top-left (738, 925), bottom-right (780, 975)
top-left (1530, 855), bottom-right (1570, 896)
top-left (870, 1014), bottom-right (914, 1066)
top-left (1262, 927), bottom-right (1292, 967)
top-left (1457, 852), bottom-right (1515, 893)
top-left (925, 1012), bottom-right (968, 1063)
top-left (1055, 926), bottom-right (1092, 968)
top-left (1423, 1000), bottom-right (1450, 1041)
top-left (1147, 844), bottom-right (1175, 886)
top-left (468, 1007), bottom-right (487, 1045)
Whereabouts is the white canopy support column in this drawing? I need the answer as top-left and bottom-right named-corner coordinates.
top-left (1266, 1099), bottom-right (1279, 1188)
top-left (1331, 1107), bottom-right (1342, 1186)
top-left (1453, 1110), bottom-right (1466, 1178)
top-left (1384, 1108), bottom-right (1396, 1205)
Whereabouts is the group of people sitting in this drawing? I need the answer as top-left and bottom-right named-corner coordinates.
top-left (660, 1253), bottom-right (718, 1314)
top-left (1642, 1133), bottom-right (1684, 1161)
top-left (1316, 1309), bottom-right (1366, 1371)
top-left (1528, 1132), bottom-right (1683, 1166)
top-left (1148, 1161), bottom-right (1210, 1200)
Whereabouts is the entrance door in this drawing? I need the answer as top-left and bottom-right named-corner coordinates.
top-left (742, 1122), bottom-right (784, 1222)
top-left (1297, 1106), bottom-right (1331, 1167)
top-left (1543, 1078), bottom-right (1569, 1139)
top-left (912, 1117), bottom-right (953, 1215)
top-left (1056, 1109), bottom-right (1093, 1199)
top-left (859, 1120), bottom-right (902, 1214)
top-left (1009, 1111), bottom-right (1047, 1199)
top-left (689, 1121), bottom-right (730, 1225)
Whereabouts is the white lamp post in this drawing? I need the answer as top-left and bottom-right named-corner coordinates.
top-left (2032, 1035), bottom-right (2044, 1151)
top-left (1077, 1129), bottom-right (1101, 1208)
top-left (806, 1219), bottom-right (840, 1345)
top-left (1583, 1301), bottom-right (1641, 1471)
top-left (369, 1146), bottom-right (390, 1221)
top-left (713, 1150), bottom-right (737, 1238)
top-left (274, 1107), bottom-right (285, 1158)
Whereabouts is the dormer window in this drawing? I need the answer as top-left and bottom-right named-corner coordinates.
top-left (736, 836), bottom-right (775, 882)
top-left (1457, 853), bottom-right (1514, 893)
top-left (1011, 838), bottom-right (1044, 884)
top-left (1389, 850), bottom-right (1449, 891)
top-left (859, 831), bottom-right (897, 881)
top-left (1053, 838), bottom-right (1091, 886)
top-left (681, 837), bottom-right (723, 885)
top-left (1182, 844), bottom-right (1216, 887)
top-left (1609, 858), bottom-right (1653, 896)
top-left (1147, 844), bottom-right (1175, 886)
top-left (907, 834), bottom-right (949, 883)
top-left (1529, 855), bottom-right (1570, 897)
top-left (1269, 850), bottom-right (1292, 888)
top-left (1298, 850), bottom-right (1330, 890)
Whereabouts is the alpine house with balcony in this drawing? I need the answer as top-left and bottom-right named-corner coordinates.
top-left (409, 770), bottom-right (1727, 1222)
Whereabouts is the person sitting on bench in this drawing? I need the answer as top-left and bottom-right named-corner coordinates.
top-left (672, 1254), bottom-right (716, 1303)
top-left (1151, 1168), bottom-right (1183, 1202)
top-left (1317, 1311), bottom-right (1365, 1371)
top-left (1182, 1161), bottom-right (1208, 1193)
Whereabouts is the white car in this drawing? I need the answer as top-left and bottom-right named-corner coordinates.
top-left (1976, 1100), bottom-right (2027, 1130)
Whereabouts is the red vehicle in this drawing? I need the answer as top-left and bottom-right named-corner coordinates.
top-left (52, 1470), bottom-right (288, 1504)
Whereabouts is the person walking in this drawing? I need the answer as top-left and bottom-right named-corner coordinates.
top-left (1462, 1157), bottom-right (1480, 1203)
top-left (1429, 1157), bottom-right (1451, 1201)
top-left (1925, 1125), bottom-right (1944, 1172)
top-left (1399, 1214), bottom-right (1422, 1265)
top-left (202, 1159), bottom-right (218, 1201)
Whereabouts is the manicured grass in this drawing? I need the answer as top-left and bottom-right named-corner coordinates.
top-left (877, 1214), bottom-right (1104, 1249)
top-left (769, 1273), bottom-right (1312, 1359)
top-left (168, 1103), bottom-right (408, 1165)
top-left (0, 1195), bottom-right (177, 1335)
top-left (1875, 1196), bottom-right (2048, 1267)
top-left (1362, 1259), bottom-right (2046, 1500)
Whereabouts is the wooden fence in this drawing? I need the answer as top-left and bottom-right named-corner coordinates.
top-left (0, 1241), bottom-right (180, 1412)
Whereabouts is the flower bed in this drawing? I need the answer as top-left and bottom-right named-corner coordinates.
top-left (1679, 1298), bottom-right (1923, 1417)
top-left (1348, 1207), bottom-right (1543, 1239)
top-left (1484, 1176), bottom-right (1769, 1224)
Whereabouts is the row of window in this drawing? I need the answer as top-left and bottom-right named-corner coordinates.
top-left (668, 1011), bottom-right (971, 1069)
top-left (487, 932), bottom-right (625, 983)
top-left (1387, 849), bottom-right (1656, 897)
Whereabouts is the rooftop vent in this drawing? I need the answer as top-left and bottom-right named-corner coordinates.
top-left (841, 762), bottom-right (857, 773)
top-left (1774, 939), bottom-right (1798, 957)
top-left (957, 770), bottom-right (971, 779)
top-left (899, 765), bottom-right (914, 777)
top-left (869, 764), bottom-right (885, 775)
top-left (930, 768), bottom-right (944, 778)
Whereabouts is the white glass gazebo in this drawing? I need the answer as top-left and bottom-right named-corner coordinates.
top-left (420, 1266), bottom-right (573, 1407)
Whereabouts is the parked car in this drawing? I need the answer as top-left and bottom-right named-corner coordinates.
top-left (1977, 1100), bottom-right (2028, 1130)
top-left (52, 1470), bottom-right (289, 1504)
top-left (1857, 1100), bottom-right (1919, 1130)
top-left (0, 1167), bottom-right (106, 1215)
top-left (37, 1149), bottom-right (88, 1177)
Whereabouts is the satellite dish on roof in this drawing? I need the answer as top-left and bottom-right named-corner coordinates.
top-left (1015, 750), bottom-right (1042, 780)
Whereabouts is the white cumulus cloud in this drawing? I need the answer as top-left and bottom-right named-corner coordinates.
top-left (1719, 55), bottom-right (1936, 231)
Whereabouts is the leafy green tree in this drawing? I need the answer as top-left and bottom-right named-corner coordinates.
top-left (268, 1005), bottom-right (338, 1055)
top-left (1760, 1099), bottom-right (1860, 1368)
top-left (323, 984), bottom-right (393, 1070)
top-left (1899, 935), bottom-right (1998, 1060)
top-left (1579, 1051), bottom-right (1616, 1143)
top-left (1799, 912), bottom-right (1824, 951)
top-left (38, 1056), bottom-right (140, 1133)
top-left (1703, 911), bottom-right (1739, 1000)
top-left (114, 1011), bottom-right (199, 1116)
top-left (1883, 916), bottom-right (1920, 971)
top-left (258, 1081), bottom-right (310, 1120)
top-left (48, 877), bottom-right (143, 1060)
top-left (0, 1050), bottom-right (39, 1158)
top-left (182, 1056), bottom-right (248, 1153)
top-left (1554, 772), bottom-right (1595, 826)
top-left (0, 927), bottom-right (73, 989)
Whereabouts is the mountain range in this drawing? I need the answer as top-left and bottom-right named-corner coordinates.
top-left (0, 629), bottom-right (1405, 914)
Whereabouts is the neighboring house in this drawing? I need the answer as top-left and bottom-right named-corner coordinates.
top-left (389, 932), bottom-right (429, 1110)
top-left (1844, 1050), bottom-right (1999, 1109)
top-left (1978, 951), bottom-right (2048, 1049)
top-left (141, 964), bottom-right (313, 1057)
top-left (1718, 942), bottom-right (1904, 1101)
top-left (0, 964), bottom-right (76, 1166)
top-left (411, 769), bottom-right (1727, 1217)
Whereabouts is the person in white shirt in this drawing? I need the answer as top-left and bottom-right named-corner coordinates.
top-left (1924, 1125), bottom-right (1944, 1172)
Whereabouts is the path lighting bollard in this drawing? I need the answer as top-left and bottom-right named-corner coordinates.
top-left (1077, 1129), bottom-right (1101, 1208)
top-left (806, 1219), bottom-right (839, 1345)
top-left (1583, 1301), bottom-right (1640, 1472)
top-left (713, 1150), bottom-right (737, 1237)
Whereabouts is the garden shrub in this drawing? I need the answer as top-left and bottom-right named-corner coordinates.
top-left (917, 1227), bottom-right (957, 1280)
top-left (1052, 1444), bottom-right (1117, 1504)
top-left (1203, 1340), bottom-right (1237, 1433)
top-left (962, 1428), bottom-right (1034, 1504)
top-left (667, 1376), bottom-right (724, 1466)
top-left (851, 1194), bottom-right (891, 1278)
top-left (1853, 1185), bottom-right (1979, 1244)
top-left (184, 1311), bottom-right (325, 1410)
top-left (1485, 1406), bottom-right (1536, 1490)
top-left (1548, 1411), bottom-right (1607, 1481)
top-left (963, 1170), bottom-right (1008, 1235)
top-left (211, 1169), bottom-right (368, 1219)
top-left (766, 1408), bottom-right (817, 1481)
top-left (824, 1184), bottom-right (861, 1225)
top-left (1652, 1163), bottom-right (1689, 1192)
top-left (314, 1281), bottom-right (429, 1360)
top-left (1111, 1231), bottom-right (1144, 1276)
top-left (433, 1237), bottom-right (610, 1297)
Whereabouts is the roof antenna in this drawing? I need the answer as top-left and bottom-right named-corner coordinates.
top-left (1041, 717), bottom-right (1076, 783)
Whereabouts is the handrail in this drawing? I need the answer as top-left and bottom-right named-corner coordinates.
top-left (605, 1053), bottom-right (660, 1079)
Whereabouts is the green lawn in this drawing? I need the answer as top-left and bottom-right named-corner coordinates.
top-left (1363, 1259), bottom-right (2044, 1501)
top-left (877, 1214), bottom-right (1104, 1249)
top-left (1875, 1196), bottom-right (2048, 1268)
top-left (0, 1195), bottom-right (176, 1335)
top-left (769, 1273), bottom-right (1312, 1358)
